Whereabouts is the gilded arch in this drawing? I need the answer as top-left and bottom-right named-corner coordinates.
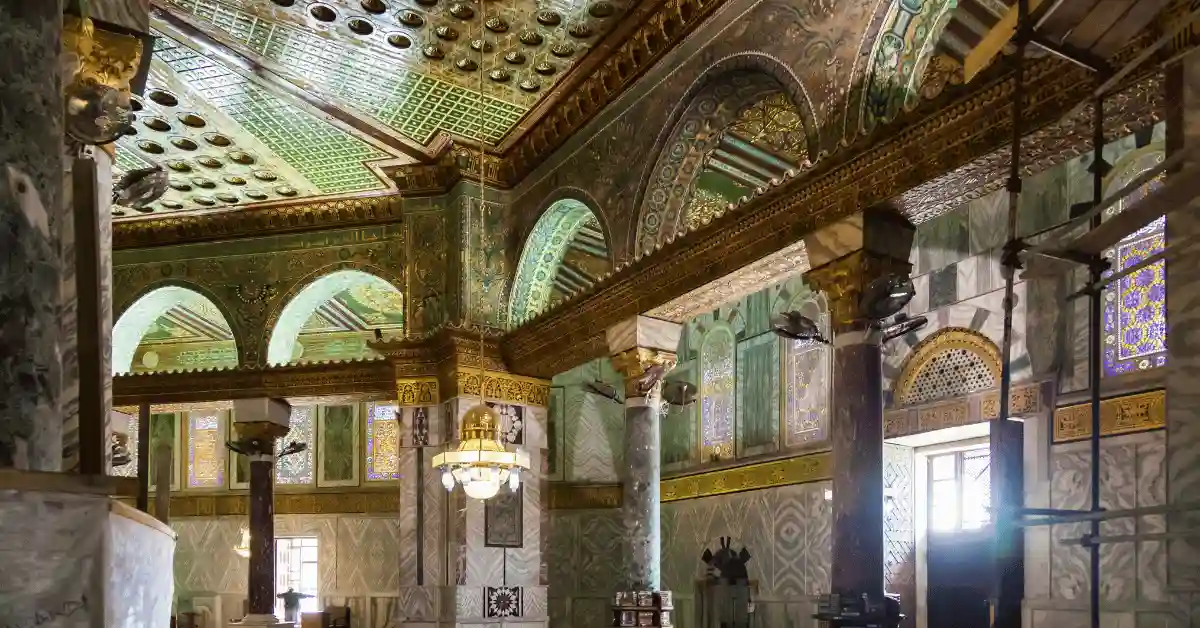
top-left (112, 281), bottom-right (242, 374)
top-left (264, 266), bottom-right (405, 366)
top-left (892, 328), bottom-right (1002, 407)
top-left (632, 56), bottom-right (819, 256)
top-left (508, 197), bottom-right (611, 328)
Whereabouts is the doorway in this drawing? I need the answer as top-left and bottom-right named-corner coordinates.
top-left (925, 446), bottom-right (992, 628)
top-left (275, 537), bottom-right (320, 618)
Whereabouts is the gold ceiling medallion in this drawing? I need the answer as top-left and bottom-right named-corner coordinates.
top-left (414, 0), bottom-right (438, 6)
top-left (309, 4), bottom-right (337, 22)
top-left (518, 77), bottom-right (540, 92)
top-left (550, 42), bottom-right (575, 57)
top-left (536, 10), bottom-right (561, 25)
top-left (177, 113), bottom-right (207, 128)
top-left (361, 0), bottom-right (388, 14)
top-left (144, 117), bottom-right (171, 132)
top-left (422, 43), bottom-right (445, 59)
top-left (470, 38), bottom-right (493, 52)
top-left (253, 170), bottom-right (277, 181)
top-left (504, 50), bottom-right (526, 64)
top-left (197, 156), bottom-right (222, 169)
top-left (246, 190), bottom-right (268, 200)
top-left (386, 33), bottom-right (412, 48)
top-left (485, 16), bottom-right (509, 32)
top-left (194, 196), bottom-right (215, 206)
top-left (170, 137), bottom-right (197, 151)
top-left (224, 176), bottom-right (247, 185)
top-left (589, 1), bottom-right (616, 17)
top-left (229, 151), bottom-right (256, 165)
top-left (399, 11), bottom-right (425, 26)
top-left (489, 69), bottom-right (511, 82)
top-left (276, 186), bottom-right (298, 196)
top-left (203, 132), bottom-right (232, 146)
top-left (449, 3), bottom-right (474, 18)
top-left (518, 29), bottom-right (543, 45)
top-left (191, 177), bottom-right (215, 188)
top-left (168, 181), bottom-right (190, 191)
top-left (216, 193), bottom-right (239, 203)
top-left (533, 61), bottom-right (555, 75)
top-left (435, 25), bottom-right (459, 40)
top-left (456, 57), bottom-right (478, 71)
top-left (568, 22), bottom-right (594, 38)
top-left (348, 19), bottom-right (375, 36)
top-left (167, 161), bottom-right (191, 172)
top-left (138, 140), bottom-right (164, 154)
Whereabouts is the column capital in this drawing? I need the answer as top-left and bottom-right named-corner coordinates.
top-left (611, 348), bottom-right (679, 399)
top-left (232, 398), bottom-right (292, 454)
top-left (802, 205), bottom-right (914, 332)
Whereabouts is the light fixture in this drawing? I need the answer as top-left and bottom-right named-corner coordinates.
top-left (234, 526), bottom-right (251, 558)
top-left (859, 274), bottom-right (915, 321)
top-left (431, 9), bottom-right (530, 500)
top-left (771, 311), bottom-right (829, 344)
top-left (433, 404), bottom-right (531, 500)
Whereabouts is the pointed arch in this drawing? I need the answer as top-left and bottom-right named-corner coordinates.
top-left (632, 56), bottom-right (819, 256)
top-left (508, 198), bottom-right (611, 327)
top-left (266, 269), bottom-right (404, 365)
top-left (112, 284), bottom-right (240, 374)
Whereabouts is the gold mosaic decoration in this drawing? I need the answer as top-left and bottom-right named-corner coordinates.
top-left (726, 91), bottom-right (809, 165)
top-left (1053, 389), bottom-right (1165, 443)
top-left (892, 328), bottom-right (1003, 406)
top-left (396, 376), bottom-right (440, 406)
top-left (449, 368), bottom-right (550, 406)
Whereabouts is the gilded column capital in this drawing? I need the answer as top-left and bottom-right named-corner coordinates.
top-left (611, 347), bottom-right (678, 399)
top-left (803, 250), bottom-right (912, 332)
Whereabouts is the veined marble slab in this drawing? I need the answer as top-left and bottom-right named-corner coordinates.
top-left (606, 316), bottom-right (683, 355)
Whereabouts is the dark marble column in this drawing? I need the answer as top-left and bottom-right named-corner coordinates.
top-left (0, 0), bottom-right (67, 472)
top-left (621, 395), bottom-right (663, 590)
top-left (247, 449), bottom-right (277, 616)
top-left (803, 207), bottom-right (915, 612)
top-left (231, 398), bottom-right (292, 625)
top-left (606, 316), bottom-right (682, 595)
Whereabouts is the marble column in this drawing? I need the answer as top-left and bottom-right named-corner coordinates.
top-left (0, 0), bottom-right (67, 472)
top-left (606, 315), bottom-right (682, 591)
top-left (231, 398), bottom-right (292, 627)
top-left (803, 207), bottom-right (914, 605)
top-left (1166, 51), bottom-right (1200, 618)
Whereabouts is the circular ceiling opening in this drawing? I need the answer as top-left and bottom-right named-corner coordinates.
top-left (143, 117), bottom-right (171, 132)
top-left (137, 140), bottom-right (165, 154)
top-left (276, 186), bottom-right (298, 196)
top-left (171, 137), bottom-right (198, 151)
top-left (309, 4), bottom-right (337, 21)
top-left (177, 113), bottom-right (207, 128)
top-left (361, 0), bottom-right (387, 14)
top-left (203, 133), bottom-right (233, 147)
top-left (245, 189), bottom-right (269, 200)
top-left (147, 90), bottom-right (179, 107)
top-left (193, 196), bottom-right (216, 207)
top-left (216, 193), bottom-right (240, 204)
top-left (228, 151), bottom-right (256, 165)
top-left (387, 33), bottom-right (412, 49)
top-left (348, 18), bottom-right (374, 35)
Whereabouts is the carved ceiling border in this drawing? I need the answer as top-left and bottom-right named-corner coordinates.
top-left (502, 42), bottom-right (1165, 378)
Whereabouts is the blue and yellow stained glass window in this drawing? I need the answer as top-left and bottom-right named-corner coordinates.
top-left (700, 327), bottom-right (735, 462)
top-left (1102, 163), bottom-right (1167, 376)
top-left (365, 402), bottom-right (400, 481)
top-left (276, 406), bottom-right (315, 485)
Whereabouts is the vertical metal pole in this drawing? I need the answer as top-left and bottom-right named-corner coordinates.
top-left (992, 1), bottom-right (1028, 626)
top-left (136, 402), bottom-right (151, 512)
top-left (73, 157), bottom-right (104, 475)
top-left (1087, 93), bottom-right (1106, 628)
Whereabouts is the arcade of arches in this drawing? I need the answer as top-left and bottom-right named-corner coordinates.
top-left (1, 3), bottom-right (1196, 628)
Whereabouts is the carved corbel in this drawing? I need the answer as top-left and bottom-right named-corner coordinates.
top-left (610, 347), bottom-right (678, 399)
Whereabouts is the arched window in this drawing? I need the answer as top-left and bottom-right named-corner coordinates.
top-left (700, 326), bottom-right (736, 462)
top-left (1102, 151), bottom-right (1167, 376)
top-left (509, 199), bottom-right (610, 327)
top-left (781, 293), bottom-right (831, 446)
top-left (112, 286), bottom-right (238, 375)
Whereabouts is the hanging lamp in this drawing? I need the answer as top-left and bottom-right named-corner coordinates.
top-left (431, 4), bottom-right (531, 501)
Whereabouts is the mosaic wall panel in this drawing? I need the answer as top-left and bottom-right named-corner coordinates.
top-left (319, 404), bottom-right (359, 487)
top-left (552, 359), bottom-right (624, 483)
top-left (883, 443), bottom-right (916, 628)
top-left (548, 482), bottom-right (831, 628)
top-left (486, 485), bottom-right (524, 548)
top-left (736, 333), bottom-right (779, 457)
top-left (365, 402), bottom-right (400, 481)
top-left (187, 412), bottom-right (226, 489)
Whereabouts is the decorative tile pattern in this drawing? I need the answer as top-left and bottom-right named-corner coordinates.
top-left (187, 412), bottom-right (226, 488)
top-left (699, 326), bottom-right (736, 463)
top-left (485, 586), bottom-right (523, 618)
top-left (485, 485), bottom-right (524, 548)
top-left (275, 405), bottom-right (314, 485)
top-left (487, 402), bottom-right (524, 445)
top-left (883, 444), bottom-right (916, 628)
top-left (365, 402), bottom-right (400, 481)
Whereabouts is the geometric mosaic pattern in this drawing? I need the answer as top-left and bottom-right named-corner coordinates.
top-left (113, 31), bottom-right (394, 216)
top-left (163, 0), bottom-right (621, 145)
top-left (899, 346), bottom-right (998, 406)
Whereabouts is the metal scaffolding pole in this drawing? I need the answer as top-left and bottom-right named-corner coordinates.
top-left (1085, 88), bottom-right (1106, 628)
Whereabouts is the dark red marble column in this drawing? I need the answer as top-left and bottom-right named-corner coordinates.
top-left (247, 451), bottom-right (277, 616)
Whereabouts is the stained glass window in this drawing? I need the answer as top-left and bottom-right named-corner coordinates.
top-left (365, 402), bottom-right (400, 481)
top-left (113, 414), bottom-right (139, 478)
top-left (700, 327), bottom-right (735, 462)
top-left (276, 406), bottom-right (315, 485)
top-left (187, 413), bottom-right (225, 488)
top-left (1102, 161), bottom-right (1167, 376)
top-left (781, 296), bottom-right (830, 447)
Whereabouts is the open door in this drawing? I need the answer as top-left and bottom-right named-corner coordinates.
top-left (925, 447), bottom-right (994, 628)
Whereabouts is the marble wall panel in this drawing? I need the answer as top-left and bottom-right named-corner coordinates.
top-left (107, 510), bottom-right (174, 628)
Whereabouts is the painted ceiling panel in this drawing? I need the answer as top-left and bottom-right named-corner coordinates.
top-left (161, 0), bottom-right (622, 145)
top-left (115, 31), bottom-right (400, 215)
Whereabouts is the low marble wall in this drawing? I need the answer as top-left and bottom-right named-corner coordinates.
top-left (547, 481), bottom-right (831, 628)
top-left (0, 488), bottom-right (176, 628)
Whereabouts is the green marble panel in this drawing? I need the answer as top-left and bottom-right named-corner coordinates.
top-left (320, 405), bottom-right (356, 484)
top-left (736, 332), bottom-right (779, 455)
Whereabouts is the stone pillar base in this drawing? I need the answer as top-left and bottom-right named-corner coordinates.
top-left (231, 614), bottom-right (290, 627)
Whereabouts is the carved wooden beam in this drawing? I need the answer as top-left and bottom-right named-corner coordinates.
top-left (502, 40), bottom-right (1165, 378)
top-left (112, 359), bottom-right (396, 405)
